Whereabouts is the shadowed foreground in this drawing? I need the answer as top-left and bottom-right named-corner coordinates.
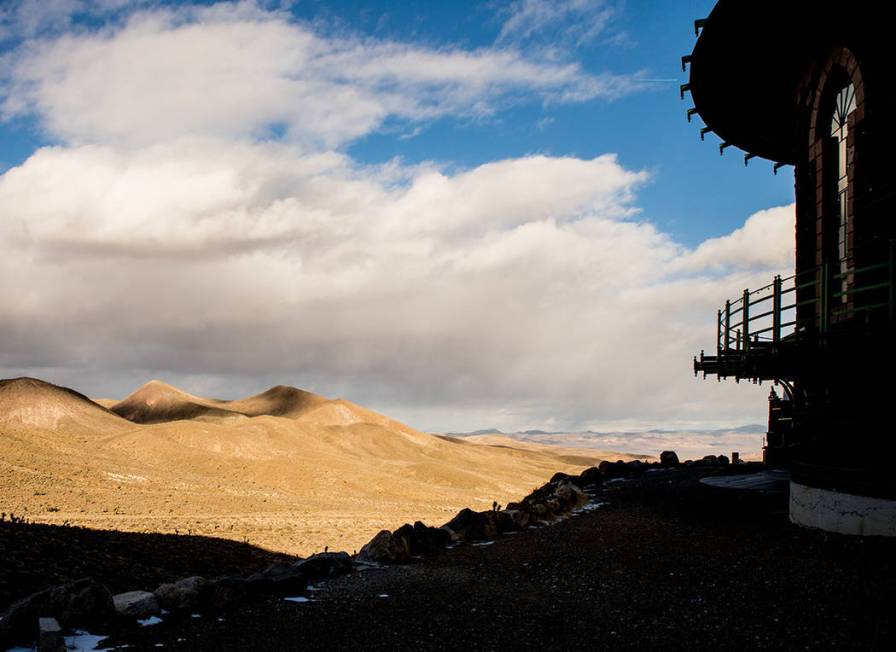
top-left (0, 521), bottom-right (293, 610)
top-left (72, 473), bottom-right (896, 650)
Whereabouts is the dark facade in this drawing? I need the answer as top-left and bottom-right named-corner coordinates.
top-left (687, 1), bottom-right (895, 519)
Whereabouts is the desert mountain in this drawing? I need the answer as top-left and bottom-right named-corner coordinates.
top-left (2, 377), bottom-right (645, 556)
top-left (109, 380), bottom-right (352, 424)
top-left (0, 377), bottom-right (131, 434)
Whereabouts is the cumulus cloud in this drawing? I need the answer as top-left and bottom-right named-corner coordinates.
top-left (674, 205), bottom-right (795, 273)
top-left (0, 1), bottom-right (640, 148)
top-left (0, 137), bottom-right (792, 430)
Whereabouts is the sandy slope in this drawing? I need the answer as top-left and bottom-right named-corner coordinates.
top-left (0, 377), bottom-right (642, 556)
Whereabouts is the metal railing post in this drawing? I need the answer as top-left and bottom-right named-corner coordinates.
top-left (742, 288), bottom-right (750, 353)
top-left (724, 300), bottom-right (731, 351)
top-left (717, 309), bottom-right (722, 355)
top-left (772, 275), bottom-right (782, 345)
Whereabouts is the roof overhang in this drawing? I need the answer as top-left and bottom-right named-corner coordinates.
top-left (687, 0), bottom-right (875, 165)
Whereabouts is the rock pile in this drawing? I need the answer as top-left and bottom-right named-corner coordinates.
top-left (0, 552), bottom-right (357, 648)
top-left (0, 578), bottom-right (114, 646)
top-left (356, 522), bottom-right (452, 564)
top-left (356, 468), bottom-right (600, 565)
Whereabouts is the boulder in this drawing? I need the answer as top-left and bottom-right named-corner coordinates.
top-left (209, 576), bottom-right (249, 610)
top-left (598, 460), bottom-right (629, 479)
top-left (660, 450), bottom-right (680, 467)
top-left (626, 460), bottom-right (646, 474)
top-left (356, 530), bottom-right (411, 564)
top-left (0, 578), bottom-right (114, 647)
top-left (565, 481), bottom-right (588, 506)
top-left (418, 521), bottom-right (453, 549)
top-left (499, 509), bottom-right (530, 531)
top-left (550, 471), bottom-right (571, 483)
top-left (394, 521), bottom-right (453, 556)
top-left (294, 552), bottom-right (353, 582)
top-left (575, 466), bottom-right (603, 487)
top-left (530, 501), bottom-right (550, 519)
top-left (38, 617), bottom-right (64, 652)
top-left (154, 576), bottom-right (208, 612)
top-left (442, 508), bottom-right (499, 542)
top-left (245, 563), bottom-right (307, 596)
top-left (112, 591), bottom-right (159, 618)
top-left (553, 480), bottom-right (587, 508)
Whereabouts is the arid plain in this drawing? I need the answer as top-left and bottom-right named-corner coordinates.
top-left (0, 377), bottom-right (644, 556)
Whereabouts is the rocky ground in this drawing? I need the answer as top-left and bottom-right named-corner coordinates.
top-left (0, 521), bottom-right (292, 610)
top-left (4, 464), bottom-right (895, 650)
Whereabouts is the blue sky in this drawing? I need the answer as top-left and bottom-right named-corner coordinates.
top-left (0, 1), bottom-right (795, 434)
top-left (341, 0), bottom-right (794, 246)
top-left (0, 0), bottom-right (792, 245)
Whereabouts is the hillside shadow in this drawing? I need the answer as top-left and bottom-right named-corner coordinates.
top-left (0, 519), bottom-right (296, 609)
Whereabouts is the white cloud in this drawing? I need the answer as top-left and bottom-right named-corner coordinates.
top-left (498, 0), bottom-right (620, 46)
top-left (0, 137), bottom-right (792, 430)
top-left (0, 0), bottom-right (150, 41)
top-left (1, 1), bottom-right (640, 148)
top-left (674, 204), bottom-right (795, 273)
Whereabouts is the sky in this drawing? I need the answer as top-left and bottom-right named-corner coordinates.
top-left (0, 0), bottom-right (796, 433)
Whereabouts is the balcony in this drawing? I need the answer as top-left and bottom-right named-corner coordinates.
top-left (694, 251), bottom-right (895, 383)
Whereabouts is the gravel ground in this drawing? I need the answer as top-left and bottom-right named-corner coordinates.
top-left (0, 521), bottom-right (293, 608)
top-left (82, 470), bottom-right (896, 651)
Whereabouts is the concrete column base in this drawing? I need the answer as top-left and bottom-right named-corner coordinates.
top-left (790, 481), bottom-right (896, 536)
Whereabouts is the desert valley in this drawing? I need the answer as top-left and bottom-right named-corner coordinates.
top-left (0, 377), bottom-right (643, 557)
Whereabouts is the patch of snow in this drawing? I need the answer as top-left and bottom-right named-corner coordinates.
top-left (353, 561), bottom-right (384, 570)
top-left (190, 614), bottom-right (201, 619)
top-left (137, 616), bottom-right (163, 627)
top-left (572, 501), bottom-right (606, 514)
top-left (606, 478), bottom-right (627, 484)
top-left (377, 594), bottom-right (389, 598)
top-left (283, 596), bottom-right (311, 603)
top-left (307, 585), bottom-right (321, 592)
top-left (472, 541), bottom-right (495, 546)
top-left (64, 630), bottom-right (110, 651)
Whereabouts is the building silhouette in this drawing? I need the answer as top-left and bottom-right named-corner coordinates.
top-left (687, 0), bottom-right (895, 535)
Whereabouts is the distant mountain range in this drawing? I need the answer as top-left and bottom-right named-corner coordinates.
top-left (446, 424), bottom-right (767, 437)
top-left (443, 424), bottom-right (767, 463)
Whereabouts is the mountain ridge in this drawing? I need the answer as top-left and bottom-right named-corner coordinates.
top-left (1, 376), bottom-right (636, 556)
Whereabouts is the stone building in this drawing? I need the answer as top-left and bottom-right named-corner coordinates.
top-left (687, 0), bottom-right (895, 535)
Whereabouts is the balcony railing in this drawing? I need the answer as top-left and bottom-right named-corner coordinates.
top-left (695, 246), bottom-right (895, 380)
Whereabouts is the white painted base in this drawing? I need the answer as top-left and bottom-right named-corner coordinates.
top-left (790, 481), bottom-right (896, 536)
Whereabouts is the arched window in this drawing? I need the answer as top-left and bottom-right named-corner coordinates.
top-left (828, 82), bottom-right (856, 303)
